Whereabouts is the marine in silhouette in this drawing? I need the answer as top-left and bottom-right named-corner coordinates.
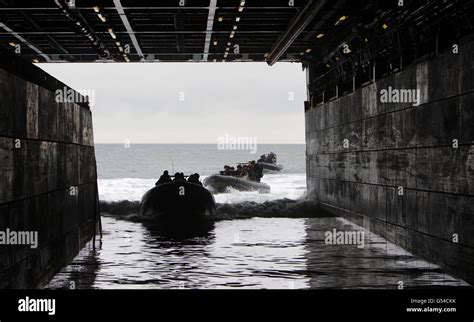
top-left (267, 152), bottom-right (277, 163)
top-left (188, 173), bottom-right (203, 186)
top-left (252, 161), bottom-right (264, 182)
top-left (247, 162), bottom-right (257, 181)
top-left (155, 170), bottom-right (172, 186)
top-left (173, 172), bottom-right (186, 182)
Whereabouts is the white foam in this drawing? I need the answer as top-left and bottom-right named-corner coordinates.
top-left (98, 174), bottom-right (307, 203)
top-left (98, 178), bottom-right (156, 202)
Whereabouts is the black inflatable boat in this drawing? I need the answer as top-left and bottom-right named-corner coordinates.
top-left (138, 181), bottom-right (216, 228)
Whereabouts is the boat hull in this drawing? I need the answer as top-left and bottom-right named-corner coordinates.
top-left (258, 162), bottom-right (283, 172)
top-left (203, 175), bottom-right (270, 193)
top-left (139, 181), bottom-right (216, 226)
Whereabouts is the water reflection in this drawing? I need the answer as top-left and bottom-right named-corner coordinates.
top-left (45, 241), bottom-right (101, 289)
top-left (47, 216), bottom-right (469, 289)
top-left (303, 217), bottom-right (469, 288)
top-left (48, 216), bottom-right (310, 289)
top-left (145, 221), bottom-right (216, 241)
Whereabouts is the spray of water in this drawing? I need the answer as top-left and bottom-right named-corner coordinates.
top-left (99, 196), bottom-right (332, 222)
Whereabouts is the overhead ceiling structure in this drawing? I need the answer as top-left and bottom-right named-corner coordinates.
top-left (0, 0), bottom-right (473, 67)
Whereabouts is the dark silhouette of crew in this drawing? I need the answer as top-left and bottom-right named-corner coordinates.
top-left (267, 152), bottom-right (277, 163)
top-left (173, 172), bottom-right (185, 181)
top-left (247, 161), bottom-right (257, 181)
top-left (219, 160), bottom-right (265, 183)
top-left (236, 164), bottom-right (243, 176)
top-left (188, 173), bottom-right (203, 186)
top-left (155, 170), bottom-right (172, 186)
top-left (252, 161), bottom-right (264, 182)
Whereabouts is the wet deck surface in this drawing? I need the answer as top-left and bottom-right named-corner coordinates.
top-left (46, 216), bottom-right (470, 289)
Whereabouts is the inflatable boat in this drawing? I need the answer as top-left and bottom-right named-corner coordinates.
top-left (257, 161), bottom-right (284, 173)
top-left (203, 174), bottom-right (270, 193)
top-left (138, 181), bottom-right (216, 229)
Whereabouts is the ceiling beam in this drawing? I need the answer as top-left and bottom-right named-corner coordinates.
top-left (0, 22), bottom-right (51, 62)
top-left (202, 0), bottom-right (217, 61)
top-left (19, 11), bottom-right (75, 61)
top-left (266, 0), bottom-right (327, 66)
top-left (113, 0), bottom-right (144, 60)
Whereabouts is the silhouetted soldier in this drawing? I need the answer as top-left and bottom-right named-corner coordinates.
top-left (155, 170), bottom-right (172, 186)
top-left (188, 173), bottom-right (203, 186)
top-left (247, 163), bottom-right (257, 181)
top-left (268, 152), bottom-right (277, 164)
top-left (173, 172), bottom-right (185, 181)
top-left (252, 161), bottom-right (264, 182)
top-left (241, 165), bottom-right (249, 178)
top-left (236, 164), bottom-right (243, 176)
top-left (194, 173), bottom-right (203, 186)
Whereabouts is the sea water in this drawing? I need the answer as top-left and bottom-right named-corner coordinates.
top-left (46, 144), bottom-right (469, 289)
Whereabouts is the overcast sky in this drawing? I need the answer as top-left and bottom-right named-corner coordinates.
top-left (38, 62), bottom-right (306, 144)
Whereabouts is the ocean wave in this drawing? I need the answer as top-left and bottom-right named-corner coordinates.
top-left (98, 174), bottom-right (307, 203)
top-left (99, 197), bottom-right (331, 222)
top-left (213, 198), bottom-right (327, 220)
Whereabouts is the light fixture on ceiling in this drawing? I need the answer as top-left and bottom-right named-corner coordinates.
top-left (335, 15), bottom-right (348, 26)
top-left (98, 13), bottom-right (106, 22)
top-left (108, 28), bottom-right (116, 39)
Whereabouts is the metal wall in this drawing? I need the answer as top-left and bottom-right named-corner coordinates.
top-left (305, 39), bottom-right (474, 285)
top-left (0, 49), bottom-right (99, 288)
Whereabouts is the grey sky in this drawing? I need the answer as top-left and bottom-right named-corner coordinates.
top-left (38, 62), bottom-right (306, 144)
